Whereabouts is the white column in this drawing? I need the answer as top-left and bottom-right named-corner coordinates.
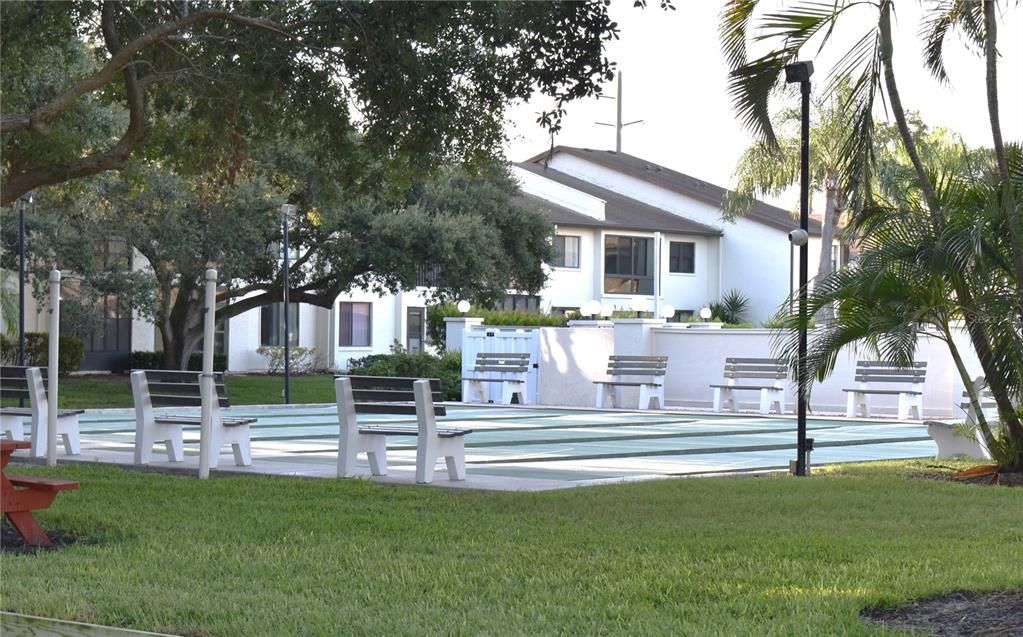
top-left (198, 268), bottom-right (217, 479)
top-left (653, 232), bottom-right (662, 319)
top-left (46, 269), bottom-right (60, 467)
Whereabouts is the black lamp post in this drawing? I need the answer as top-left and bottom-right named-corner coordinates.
top-left (785, 60), bottom-right (813, 477)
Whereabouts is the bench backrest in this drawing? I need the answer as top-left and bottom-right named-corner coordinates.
top-left (0, 365), bottom-right (49, 401)
top-left (722, 358), bottom-right (787, 382)
top-left (853, 361), bottom-right (926, 385)
top-left (338, 375), bottom-right (446, 416)
top-left (471, 352), bottom-right (530, 375)
top-left (131, 369), bottom-right (230, 408)
top-left (606, 355), bottom-right (668, 378)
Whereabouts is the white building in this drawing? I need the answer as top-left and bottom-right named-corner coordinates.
top-left (13, 147), bottom-right (822, 372)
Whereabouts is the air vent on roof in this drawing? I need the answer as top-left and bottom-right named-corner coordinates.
top-left (643, 164), bottom-right (651, 170)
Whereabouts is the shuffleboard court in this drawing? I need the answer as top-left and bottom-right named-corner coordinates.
top-left (18, 402), bottom-right (939, 490)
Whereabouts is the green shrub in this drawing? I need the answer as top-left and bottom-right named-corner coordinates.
top-left (426, 303), bottom-right (568, 350)
top-left (6, 332), bottom-right (86, 375)
top-left (129, 351), bottom-right (227, 371)
top-left (348, 344), bottom-right (463, 400)
top-left (708, 289), bottom-right (750, 324)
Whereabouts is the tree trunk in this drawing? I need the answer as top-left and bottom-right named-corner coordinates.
top-left (815, 176), bottom-right (842, 322)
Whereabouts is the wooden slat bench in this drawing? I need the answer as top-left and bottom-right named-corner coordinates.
top-left (1, 439), bottom-right (79, 546)
top-left (0, 366), bottom-right (83, 456)
top-left (843, 361), bottom-right (927, 420)
top-left (130, 370), bottom-right (255, 467)
top-left (335, 375), bottom-right (471, 483)
top-left (594, 355), bottom-right (668, 410)
top-left (461, 352), bottom-right (530, 405)
top-left (710, 358), bottom-right (787, 415)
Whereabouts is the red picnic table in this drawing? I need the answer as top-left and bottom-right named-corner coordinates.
top-left (1, 440), bottom-right (79, 546)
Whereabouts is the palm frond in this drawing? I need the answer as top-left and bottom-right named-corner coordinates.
top-left (919, 0), bottom-right (985, 83)
top-left (722, 1), bottom-right (846, 146)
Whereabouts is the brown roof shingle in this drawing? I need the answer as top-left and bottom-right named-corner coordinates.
top-left (524, 146), bottom-right (822, 235)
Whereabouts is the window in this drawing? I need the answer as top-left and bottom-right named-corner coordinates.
top-left (604, 235), bottom-right (653, 295)
top-left (669, 241), bottom-right (695, 274)
top-left (260, 303), bottom-right (300, 347)
top-left (552, 235), bottom-right (581, 268)
top-left (406, 307), bottom-right (425, 353)
top-left (339, 302), bottom-right (372, 347)
top-left (493, 294), bottom-right (541, 312)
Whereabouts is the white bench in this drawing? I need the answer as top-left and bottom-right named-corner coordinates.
top-left (335, 375), bottom-right (471, 483)
top-left (0, 366), bottom-right (82, 457)
top-left (461, 352), bottom-right (530, 405)
top-left (927, 377), bottom-right (998, 460)
top-left (843, 361), bottom-right (926, 419)
top-left (594, 355), bottom-right (668, 410)
top-left (710, 358), bottom-right (787, 415)
top-left (130, 370), bottom-right (255, 467)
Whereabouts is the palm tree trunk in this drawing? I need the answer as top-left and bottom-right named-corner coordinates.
top-left (878, 1), bottom-right (941, 225)
top-left (941, 320), bottom-right (996, 449)
top-left (815, 177), bottom-right (841, 322)
top-left (983, 0), bottom-right (1023, 286)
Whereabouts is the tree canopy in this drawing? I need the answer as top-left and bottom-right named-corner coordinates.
top-left (2, 155), bottom-right (554, 369)
top-left (1, 1), bottom-right (621, 204)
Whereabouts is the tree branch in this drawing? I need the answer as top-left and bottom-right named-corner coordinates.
top-left (0, 6), bottom-right (287, 135)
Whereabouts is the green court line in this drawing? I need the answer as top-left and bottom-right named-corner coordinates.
top-left (469, 435), bottom-right (932, 465)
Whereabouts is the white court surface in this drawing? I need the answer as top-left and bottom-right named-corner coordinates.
top-left (8, 403), bottom-right (937, 491)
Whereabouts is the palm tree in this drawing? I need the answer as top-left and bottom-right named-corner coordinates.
top-left (774, 142), bottom-right (1023, 468)
top-left (724, 81), bottom-right (854, 321)
top-left (720, 0), bottom-right (1023, 467)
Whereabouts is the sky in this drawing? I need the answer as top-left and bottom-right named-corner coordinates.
top-left (504, 1), bottom-right (1023, 204)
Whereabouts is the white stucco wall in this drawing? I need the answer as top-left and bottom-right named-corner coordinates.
top-left (536, 325), bottom-right (614, 406)
top-left (544, 154), bottom-right (800, 324)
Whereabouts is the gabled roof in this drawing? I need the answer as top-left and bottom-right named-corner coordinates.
top-left (524, 146), bottom-right (822, 235)
top-left (515, 163), bottom-right (722, 236)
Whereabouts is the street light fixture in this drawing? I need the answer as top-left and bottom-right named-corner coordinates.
top-left (785, 60), bottom-right (813, 477)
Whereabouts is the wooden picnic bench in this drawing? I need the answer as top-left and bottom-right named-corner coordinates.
top-left (843, 361), bottom-right (926, 420)
top-left (710, 358), bottom-right (787, 415)
top-left (1, 439), bottom-right (79, 546)
top-left (594, 355), bottom-right (668, 410)
top-left (335, 375), bottom-right (471, 483)
top-left (130, 370), bottom-right (255, 467)
top-left (0, 366), bottom-right (83, 457)
top-left (461, 352), bottom-right (530, 405)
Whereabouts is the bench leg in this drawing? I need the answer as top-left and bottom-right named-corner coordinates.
top-left (463, 380), bottom-right (485, 404)
top-left (639, 385), bottom-right (662, 410)
top-left (164, 433), bottom-right (185, 463)
top-left (717, 388), bottom-right (736, 413)
top-left (61, 427), bottom-right (80, 456)
top-left (847, 392), bottom-right (867, 418)
top-left (595, 384), bottom-right (606, 409)
top-left (444, 438), bottom-right (466, 481)
top-left (1, 415), bottom-right (25, 441)
top-left (898, 394), bottom-right (922, 421)
top-left (760, 389), bottom-right (783, 415)
top-left (365, 435), bottom-right (388, 476)
top-left (231, 438), bottom-right (252, 467)
top-left (4, 511), bottom-right (53, 547)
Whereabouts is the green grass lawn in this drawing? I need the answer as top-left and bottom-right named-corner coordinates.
top-left (2, 461), bottom-right (1020, 636)
top-left (0, 374), bottom-right (338, 409)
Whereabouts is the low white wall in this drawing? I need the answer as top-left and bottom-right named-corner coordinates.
top-left (652, 327), bottom-right (974, 417)
top-left (447, 317), bottom-right (981, 417)
top-left (536, 326), bottom-right (614, 406)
